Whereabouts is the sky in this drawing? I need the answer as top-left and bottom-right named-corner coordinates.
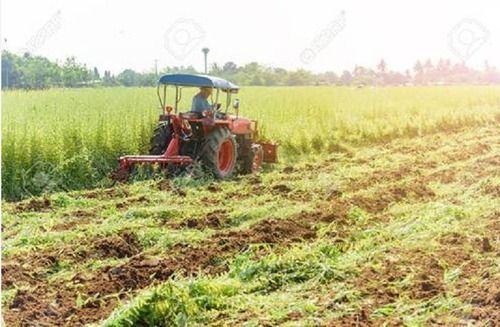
top-left (1, 0), bottom-right (499, 74)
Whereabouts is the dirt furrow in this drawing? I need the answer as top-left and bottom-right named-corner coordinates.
top-left (3, 218), bottom-right (316, 326)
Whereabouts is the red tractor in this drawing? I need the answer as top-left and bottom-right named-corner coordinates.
top-left (113, 74), bottom-right (277, 181)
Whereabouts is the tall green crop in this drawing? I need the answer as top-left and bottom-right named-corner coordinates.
top-left (2, 86), bottom-right (500, 200)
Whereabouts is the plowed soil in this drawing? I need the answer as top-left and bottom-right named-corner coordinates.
top-left (3, 125), bottom-right (499, 326)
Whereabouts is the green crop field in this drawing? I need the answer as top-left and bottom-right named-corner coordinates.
top-left (2, 86), bottom-right (500, 326)
top-left (2, 86), bottom-right (500, 200)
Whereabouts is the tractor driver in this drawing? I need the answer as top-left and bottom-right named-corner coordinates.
top-left (191, 87), bottom-right (213, 113)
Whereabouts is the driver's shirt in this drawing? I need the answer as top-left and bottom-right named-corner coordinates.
top-left (191, 93), bottom-right (211, 113)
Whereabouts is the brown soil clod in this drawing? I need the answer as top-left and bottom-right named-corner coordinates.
top-left (309, 200), bottom-right (351, 224)
top-left (414, 273), bottom-right (443, 299)
top-left (492, 291), bottom-right (500, 304)
top-left (271, 184), bottom-right (292, 194)
top-left (93, 231), bottom-right (141, 258)
top-left (66, 208), bottom-right (96, 218)
top-left (352, 252), bottom-right (446, 319)
top-left (84, 187), bottom-right (129, 199)
top-left (205, 213), bottom-right (226, 228)
top-left (116, 195), bottom-right (149, 209)
top-left (157, 180), bottom-right (187, 196)
top-left (176, 210), bottom-right (228, 230)
top-left (461, 280), bottom-right (500, 323)
top-left (9, 290), bottom-right (37, 310)
top-left (482, 184), bottom-right (500, 197)
top-left (350, 181), bottom-right (435, 213)
top-left (15, 197), bottom-right (52, 213)
top-left (245, 219), bottom-right (316, 243)
top-left (481, 237), bottom-right (493, 252)
top-left (409, 257), bottom-right (444, 300)
top-left (247, 175), bottom-right (262, 184)
top-left (210, 219), bottom-right (315, 254)
top-left (53, 209), bottom-right (98, 231)
top-left (52, 219), bottom-right (90, 232)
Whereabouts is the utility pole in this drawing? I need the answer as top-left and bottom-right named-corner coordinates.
top-left (154, 59), bottom-right (158, 76)
top-left (202, 47), bottom-right (209, 74)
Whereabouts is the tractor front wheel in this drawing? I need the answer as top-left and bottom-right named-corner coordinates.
top-left (149, 122), bottom-right (172, 155)
top-left (200, 127), bottom-right (237, 179)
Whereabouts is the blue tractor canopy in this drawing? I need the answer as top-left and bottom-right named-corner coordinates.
top-left (157, 74), bottom-right (239, 113)
top-left (158, 74), bottom-right (239, 93)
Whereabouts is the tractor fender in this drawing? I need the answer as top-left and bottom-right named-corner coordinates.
top-left (199, 118), bottom-right (230, 135)
top-left (228, 118), bottom-right (254, 135)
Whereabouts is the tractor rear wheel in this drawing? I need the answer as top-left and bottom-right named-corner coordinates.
top-left (241, 144), bottom-right (264, 174)
top-left (200, 127), bottom-right (237, 179)
top-left (149, 122), bottom-right (172, 155)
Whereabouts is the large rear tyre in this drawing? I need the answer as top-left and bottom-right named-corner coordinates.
top-left (149, 122), bottom-right (172, 155)
top-left (200, 127), bottom-right (237, 179)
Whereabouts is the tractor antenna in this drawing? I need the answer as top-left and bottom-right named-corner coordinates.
top-left (202, 47), bottom-right (209, 74)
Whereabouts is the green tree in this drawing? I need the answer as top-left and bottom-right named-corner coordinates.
top-left (222, 61), bottom-right (238, 74)
top-left (62, 57), bottom-right (91, 87)
top-left (287, 69), bottom-right (313, 86)
top-left (93, 67), bottom-right (100, 80)
top-left (117, 69), bottom-right (141, 86)
top-left (340, 70), bottom-right (353, 85)
top-left (1, 51), bottom-right (20, 88)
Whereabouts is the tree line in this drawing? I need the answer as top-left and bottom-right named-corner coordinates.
top-left (2, 50), bottom-right (500, 90)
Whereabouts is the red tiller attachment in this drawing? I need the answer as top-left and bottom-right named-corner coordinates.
top-left (258, 142), bottom-right (278, 163)
top-left (112, 115), bottom-right (193, 182)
